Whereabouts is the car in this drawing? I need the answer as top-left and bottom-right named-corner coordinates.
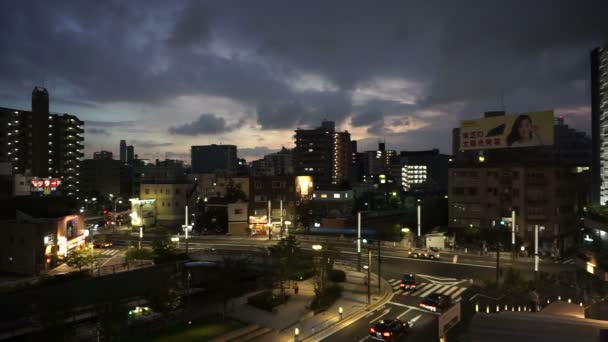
top-left (419, 293), bottom-right (452, 313)
top-left (369, 318), bottom-right (409, 341)
top-left (400, 273), bottom-right (417, 291)
top-left (408, 249), bottom-right (440, 260)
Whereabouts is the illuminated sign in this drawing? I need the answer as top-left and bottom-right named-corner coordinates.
top-left (31, 177), bottom-right (62, 195)
top-left (460, 110), bottom-right (554, 150)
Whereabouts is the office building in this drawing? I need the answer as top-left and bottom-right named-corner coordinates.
top-left (360, 142), bottom-right (397, 178)
top-left (250, 148), bottom-right (294, 176)
top-left (448, 161), bottom-right (585, 250)
top-left (126, 145), bottom-right (134, 164)
top-left (249, 175), bottom-right (296, 236)
top-left (0, 87), bottom-right (84, 197)
top-left (132, 159), bottom-right (188, 196)
top-left (120, 140), bottom-right (127, 164)
top-left (293, 121), bottom-right (351, 189)
top-left (80, 157), bottom-right (121, 198)
top-left (397, 149), bottom-right (450, 193)
top-left (191, 144), bottom-right (237, 175)
top-left (592, 46), bottom-right (608, 204)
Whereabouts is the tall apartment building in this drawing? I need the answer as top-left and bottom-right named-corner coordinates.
top-left (360, 142), bottom-right (397, 178)
top-left (592, 46), bottom-right (608, 204)
top-left (191, 144), bottom-right (237, 175)
top-left (126, 145), bottom-right (135, 164)
top-left (80, 157), bottom-right (121, 197)
top-left (93, 150), bottom-right (113, 160)
top-left (120, 140), bottom-right (127, 163)
top-left (397, 149), bottom-right (450, 193)
top-left (0, 87), bottom-right (84, 196)
top-left (293, 121), bottom-right (351, 190)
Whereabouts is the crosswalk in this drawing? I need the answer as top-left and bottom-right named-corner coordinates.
top-left (98, 249), bottom-right (120, 257)
top-left (388, 279), bottom-right (467, 301)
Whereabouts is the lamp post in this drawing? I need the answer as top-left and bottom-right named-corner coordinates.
top-left (534, 224), bottom-right (539, 287)
top-left (357, 211), bottom-right (362, 271)
top-left (139, 227), bottom-right (143, 249)
top-left (417, 199), bottom-right (422, 237)
top-left (312, 244), bottom-right (323, 293)
top-left (511, 210), bottom-right (516, 258)
top-left (367, 248), bottom-right (372, 304)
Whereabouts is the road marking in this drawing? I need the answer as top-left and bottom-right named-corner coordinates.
top-left (451, 287), bottom-right (467, 299)
top-left (443, 286), bottom-right (460, 296)
top-left (357, 336), bottom-right (370, 342)
top-left (434, 285), bottom-right (451, 294)
top-left (364, 252), bottom-right (496, 269)
top-left (368, 308), bottom-right (392, 323)
top-left (419, 284), bottom-right (442, 297)
top-left (397, 308), bottom-right (412, 318)
top-left (388, 302), bottom-right (440, 315)
top-left (389, 279), bottom-right (401, 285)
top-left (408, 314), bottom-right (422, 327)
top-left (412, 282), bottom-right (430, 292)
top-left (389, 278), bottom-right (396, 283)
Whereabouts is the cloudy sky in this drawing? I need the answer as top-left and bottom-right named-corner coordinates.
top-left (0, 1), bottom-right (606, 162)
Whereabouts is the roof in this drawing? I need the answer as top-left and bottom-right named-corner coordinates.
top-left (470, 312), bottom-right (608, 342)
top-left (0, 196), bottom-right (77, 220)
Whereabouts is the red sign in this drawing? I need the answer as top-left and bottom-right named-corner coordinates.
top-left (31, 178), bottom-right (62, 195)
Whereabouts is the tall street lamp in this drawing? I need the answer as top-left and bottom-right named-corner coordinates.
top-left (312, 244), bottom-right (324, 293)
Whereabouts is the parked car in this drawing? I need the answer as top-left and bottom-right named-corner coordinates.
top-left (419, 293), bottom-right (452, 313)
top-left (369, 318), bottom-right (409, 341)
top-left (408, 249), bottom-right (440, 260)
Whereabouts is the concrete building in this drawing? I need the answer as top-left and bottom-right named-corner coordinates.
top-left (228, 202), bottom-right (249, 236)
top-left (140, 182), bottom-right (193, 226)
top-left (192, 173), bottom-right (249, 201)
top-left (309, 190), bottom-right (354, 228)
top-left (592, 46), bottom-right (608, 204)
top-left (249, 176), bottom-right (296, 237)
top-left (360, 142), bottom-right (397, 178)
top-left (0, 197), bottom-right (86, 275)
top-left (132, 159), bottom-right (188, 196)
top-left (448, 161), bottom-right (584, 250)
top-left (396, 149), bottom-right (450, 193)
top-left (80, 158), bottom-right (121, 198)
top-left (293, 121), bottom-right (351, 190)
top-left (126, 145), bottom-right (134, 165)
top-left (119, 140), bottom-right (127, 164)
top-left (0, 87), bottom-right (84, 197)
top-left (191, 144), bottom-right (237, 175)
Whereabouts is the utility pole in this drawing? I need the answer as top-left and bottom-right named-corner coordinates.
top-left (534, 224), bottom-right (539, 287)
top-left (357, 211), bottom-right (362, 272)
top-left (268, 200), bottom-right (272, 241)
top-left (511, 210), bottom-right (516, 259)
top-left (496, 242), bottom-right (500, 283)
top-left (377, 240), bottom-right (381, 291)
top-left (184, 205), bottom-right (189, 254)
top-left (367, 248), bottom-right (371, 305)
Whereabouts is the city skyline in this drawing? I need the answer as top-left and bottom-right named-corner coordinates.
top-left (1, 1), bottom-right (606, 162)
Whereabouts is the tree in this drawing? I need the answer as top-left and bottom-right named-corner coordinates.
top-left (210, 257), bottom-right (250, 319)
top-left (268, 236), bottom-right (302, 299)
top-left (95, 300), bottom-right (127, 340)
top-left (125, 247), bottom-right (154, 262)
top-left (225, 180), bottom-right (247, 203)
top-left (148, 273), bottom-right (182, 319)
top-left (64, 245), bottom-right (98, 272)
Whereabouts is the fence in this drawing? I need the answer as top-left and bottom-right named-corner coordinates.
top-left (92, 260), bottom-right (154, 277)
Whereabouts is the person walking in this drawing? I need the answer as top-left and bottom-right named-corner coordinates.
top-left (294, 283), bottom-right (299, 295)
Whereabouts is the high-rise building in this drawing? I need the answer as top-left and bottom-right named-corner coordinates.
top-left (293, 121), bottom-right (351, 190)
top-left (191, 144), bottom-right (238, 175)
top-left (360, 142), bottom-right (397, 177)
top-left (120, 140), bottom-right (127, 164)
top-left (397, 149), bottom-right (450, 193)
top-left (126, 145), bottom-right (134, 165)
top-left (93, 150), bottom-right (113, 160)
top-left (0, 87), bottom-right (84, 197)
top-left (80, 158), bottom-right (121, 197)
top-left (592, 46), bottom-right (608, 204)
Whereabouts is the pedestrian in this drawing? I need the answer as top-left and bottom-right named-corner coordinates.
top-left (294, 283), bottom-right (299, 295)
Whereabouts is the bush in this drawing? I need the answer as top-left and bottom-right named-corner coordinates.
top-left (125, 247), bottom-right (154, 262)
top-left (328, 269), bottom-right (346, 282)
top-left (247, 291), bottom-right (289, 312)
top-left (310, 284), bottom-right (342, 313)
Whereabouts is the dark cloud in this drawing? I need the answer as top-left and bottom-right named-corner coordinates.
top-left (239, 146), bottom-right (279, 159)
top-left (352, 110), bottom-right (383, 127)
top-left (86, 120), bottom-right (136, 127)
top-left (168, 113), bottom-right (245, 135)
top-left (86, 127), bottom-right (110, 136)
top-left (131, 140), bottom-right (173, 148)
top-left (167, 2), bottom-right (211, 48)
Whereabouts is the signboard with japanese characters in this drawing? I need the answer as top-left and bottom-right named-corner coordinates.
top-left (459, 110), bottom-right (554, 150)
top-left (31, 177), bottom-right (62, 195)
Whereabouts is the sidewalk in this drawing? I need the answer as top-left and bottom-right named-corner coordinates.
top-left (224, 267), bottom-right (391, 342)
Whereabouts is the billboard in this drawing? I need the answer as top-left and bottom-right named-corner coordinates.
top-left (459, 110), bottom-right (554, 150)
top-left (31, 177), bottom-right (62, 195)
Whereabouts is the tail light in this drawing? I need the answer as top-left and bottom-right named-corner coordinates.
top-left (400, 283), bottom-right (405, 287)
top-left (383, 332), bottom-right (391, 337)
top-left (411, 284), bottom-right (417, 288)
top-left (370, 327), bottom-right (376, 333)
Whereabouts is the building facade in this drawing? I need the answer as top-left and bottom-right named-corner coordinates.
top-left (592, 46), bottom-right (608, 204)
top-left (293, 121), bottom-right (351, 190)
top-left (0, 87), bottom-right (84, 197)
top-left (93, 150), bottom-right (113, 161)
top-left (248, 176), bottom-right (296, 237)
top-left (80, 158), bottom-right (121, 198)
top-left (140, 183), bottom-right (193, 226)
top-left (191, 144), bottom-right (238, 175)
top-left (448, 161), bottom-right (584, 250)
top-left (120, 140), bottom-right (127, 164)
top-left (397, 149), bottom-right (450, 193)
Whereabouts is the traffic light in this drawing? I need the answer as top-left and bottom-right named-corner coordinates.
top-left (103, 210), bottom-right (108, 215)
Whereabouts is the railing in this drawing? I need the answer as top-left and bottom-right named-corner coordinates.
top-left (92, 260), bottom-right (153, 277)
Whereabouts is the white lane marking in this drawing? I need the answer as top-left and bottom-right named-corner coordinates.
top-left (390, 279), bottom-right (401, 285)
top-left (434, 285), bottom-right (451, 295)
top-left (110, 249), bottom-right (119, 255)
top-left (397, 308), bottom-right (412, 318)
top-left (408, 314), bottom-right (422, 327)
top-left (342, 252), bottom-right (496, 269)
top-left (357, 336), bottom-right (370, 342)
top-left (400, 291), bottom-right (410, 297)
top-left (368, 308), bottom-right (392, 323)
top-left (451, 287), bottom-right (467, 299)
top-left (392, 285), bottom-right (401, 291)
top-left (419, 284), bottom-right (442, 298)
top-left (413, 282), bottom-right (429, 292)
top-left (443, 286), bottom-right (460, 296)
top-left (417, 274), bottom-right (458, 282)
top-left (389, 278), bottom-right (396, 283)
top-left (388, 302), bottom-right (440, 315)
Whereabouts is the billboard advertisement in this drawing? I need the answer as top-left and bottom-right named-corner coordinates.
top-left (31, 177), bottom-right (62, 195)
top-left (459, 110), bottom-right (554, 150)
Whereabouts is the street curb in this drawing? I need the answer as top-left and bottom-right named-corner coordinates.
top-left (300, 271), bottom-right (393, 342)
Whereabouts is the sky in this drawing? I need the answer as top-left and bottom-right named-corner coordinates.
top-left (0, 0), bottom-right (606, 162)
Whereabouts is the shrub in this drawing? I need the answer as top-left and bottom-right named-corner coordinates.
top-left (310, 284), bottom-right (342, 313)
top-left (289, 267), bottom-right (315, 281)
top-left (328, 269), bottom-right (346, 282)
top-left (247, 291), bottom-right (289, 312)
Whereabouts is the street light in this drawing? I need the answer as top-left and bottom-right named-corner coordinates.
top-left (312, 244), bottom-right (322, 251)
top-left (312, 245), bottom-right (324, 295)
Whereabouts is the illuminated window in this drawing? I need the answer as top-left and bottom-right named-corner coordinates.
top-left (333, 193), bottom-right (341, 199)
top-left (320, 194), bottom-right (328, 198)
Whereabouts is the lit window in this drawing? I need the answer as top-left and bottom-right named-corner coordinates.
top-left (333, 193), bottom-right (341, 199)
top-left (320, 194), bottom-right (328, 198)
